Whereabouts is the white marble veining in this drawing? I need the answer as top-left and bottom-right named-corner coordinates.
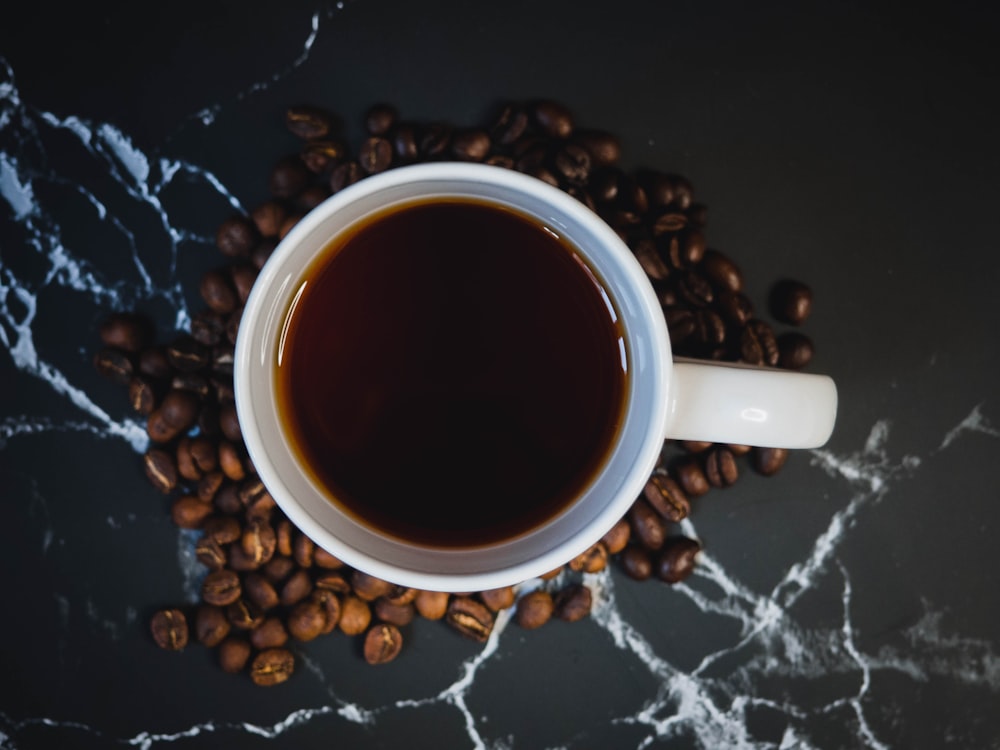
top-left (1, 7), bottom-right (997, 749)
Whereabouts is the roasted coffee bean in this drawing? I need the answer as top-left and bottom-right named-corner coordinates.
top-left (530, 99), bottom-right (574, 138)
top-left (263, 555), bottom-right (295, 584)
top-left (554, 143), bottom-right (592, 184)
top-left (296, 184), bottom-right (330, 211)
top-left (478, 587), bottom-right (515, 612)
top-left (651, 211), bottom-right (688, 236)
top-left (351, 570), bottom-right (394, 601)
top-left (241, 519), bottom-right (276, 565)
top-left (446, 596), bottom-right (494, 642)
top-left (190, 309), bottom-right (225, 348)
top-left (99, 313), bottom-right (151, 353)
top-left (419, 122), bottom-right (452, 158)
top-left (777, 332), bottom-right (814, 370)
top-left (568, 542), bottom-right (609, 573)
top-left (228, 542), bottom-right (262, 572)
top-left (673, 458), bottom-right (711, 497)
top-left (251, 238), bottom-right (276, 270)
top-left (278, 212), bottom-right (303, 239)
top-left (700, 249), bottom-right (743, 292)
top-left (228, 264), bottom-right (257, 306)
top-left (291, 532), bottom-right (314, 568)
top-left (358, 136), bottom-right (393, 174)
top-left (226, 599), bottom-right (265, 631)
top-left (218, 440), bottom-right (245, 481)
top-left (515, 590), bottom-right (554, 630)
top-left (244, 573), bottom-right (280, 611)
top-left (628, 498), bottom-right (666, 550)
top-left (485, 153), bottom-right (515, 169)
top-left (268, 155), bottom-right (310, 199)
top-left (693, 309), bottom-right (726, 352)
top-left (715, 290), bottom-right (754, 327)
top-left (143, 448), bottom-right (177, 494)
top-left (642, 474), bottom-right (691, 523)
top-left (300, 139), bottom-right (347, 174)
top-left (314, 572), bottom-right (351, 594)
top-left (589, 166), bottom-right (622, 204)
top-left (450, 128), bottom-right (491, 161)
top-left (195, 604), bottom-right (230, 647)
top-left (203, 514), bottom-right (241, 544)
top-left (250, 200), bottom-right (288, 239)
top-left (313, 546), bottom-right (344, 570)
top-left (218, 636), bottom-right (252, 674)
top-left (664, 308), bottom-right (696, 345)
top-left (199, 269), bottom-right (238, 315)
top-left (165, 336), bottom-right (209, 373)
top-left (311, 589), bottom-right (341, 634)
top-left (668, 174), bottom-right (694, 210)
top-left (137, 346), bottom-right (172, 379)
top-left (633, 239), bottom-right (671, 281)
top-left (539, 566), bottom-right (564, 581)
top-left (218, 402), bottom-right (241, 442)
top-left (146, 408), bottom-right (181, 443)
top-left (196, 471), bottom-right (225, 504)
top-left (170, 372), bottom-right (210, 399)
top-left (250, 617), bottom-right (289, 650)
top-left (571, 129), bottom-right (621, 167)
top-left (769, 279), bottom-right (813, 325)
top-left (251, 647), bottom-right (295, 686)
top-left (391, 123), bottom-right (419, 162)
top-left (680, 228), bottom-right (707, 265)
top-left (553, 583), bottom-right (592, 622)
top-left (489, 102), bottom-right (529, 145)
top-left (339, 595), bottom-right (373, 635)
top-left (94, 347), bottom-right (133, 384)
top-left (704, 446), bottom-right (738, 488)
top-left (674, 270), bottom-right (714, 307)
top-left (728, 443), bottom-right (752, 456)
top-left (280, 569), bottom-right (313, 607)
top-left (414, 590), bottom-right (449, 621)
top-left (752, 446), bottom-right (789, 476)
top-left (150, 608), bottom-right (189, 651)
top-left (620, 545), bottom-right (653, 581)
top-left (740, 319), bottom-right (780, 366)
top-left (215, 215), bottom-right (258, 258)
top-left (176, 436), bottom-right (215, 481)
top-left (656, 536), bottom-right (702, 584)
top-left (287, 600), bottom-right (326, 642)
top-left (202, 569), bottom-right (241, 607)
top-left (195, 537), bottom-right (227, 570)
top-left (636, 170), bottom-right (676, 208)
top-left (600, 517), bottom-right (631, 554)
top-left (171, 496), bottom-right (213, 529)
top-left (275, 520), bottom-right (294, 557)
top-left (365, 103), bottom-right (398, 136)
top-left (285, 104), bottom-right (336, 140)
top-left (374, 599), bottom-right (415, 627)
top-left (363, 623), bottom-right (403, 665)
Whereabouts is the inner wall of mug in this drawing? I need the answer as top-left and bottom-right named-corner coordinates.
top-left (235, 163), bottom-right (671, 590)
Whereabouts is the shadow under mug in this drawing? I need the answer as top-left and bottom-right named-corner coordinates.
top-left (234, 162), bottom-right (837, 592)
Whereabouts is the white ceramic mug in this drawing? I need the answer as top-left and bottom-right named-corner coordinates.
top-left (235, 162), bottom-right (837, 592)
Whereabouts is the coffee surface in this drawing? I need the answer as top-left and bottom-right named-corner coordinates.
top-left (277, 198), bottom-right (627, 546)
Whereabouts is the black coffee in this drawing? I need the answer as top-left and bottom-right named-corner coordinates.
top-left (276, 197), bottom-right (627, 547)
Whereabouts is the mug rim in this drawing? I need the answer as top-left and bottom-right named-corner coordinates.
top-left (234, 162), bottom-right (672, 591)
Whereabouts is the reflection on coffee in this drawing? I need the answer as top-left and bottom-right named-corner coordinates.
top-left (276, 198), bottom-right (628, 547)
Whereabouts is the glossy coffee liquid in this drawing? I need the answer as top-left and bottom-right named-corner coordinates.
top-left (276, 198), bottom-right (627, 547)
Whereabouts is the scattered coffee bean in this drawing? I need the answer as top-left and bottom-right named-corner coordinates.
top-left (150, 608), bottom-right (188, 651)
top-left (250, 617), bottom-right (289, 650)
top-left (600, 517), bottom-right (631, 554)
top-left (93, 347), bottom-right (133, 384)
top-left (446, 596), bottom-right (494, 642)
top-left (339, 595), bottom-right (373, 635)
top-left (195, 604), bottom-right (230, 648)
top-left (414, 590), bottom-right (450, 621)
top-left (515, 590), bottom-right (554, 630)
top-left (568, 542), bottom-right (609, 573)
top-left (365, 103), bottom-right (398, 136)
top-left (777, 331), bottom-right (814, 370)
top-left (202, 569), bottom-right (241, 607)
top-left (285, 104), bottom-right (336, 140)
top-left (656, 537), bottom-right (702, 584)
top-left (374, 599), bottom-right (415, 627)
top-left (215, 215), bottom-right (258, 258)
top-left (250, 647), bottom-right (295, 686)
top-left (479, 587), bottom-right (515, 612)
top-left (641, 474), bottom-right (691, 522)
top-left (99, 313), bottom-right (151, 353)
top-left (769, 279), bottom-right (813, 325)
top-left (620, 545), bottom-right (653, 581)
top-left (143, 449), bottom-right (177, 494)
top-left (704, 446), bottom-right (738, 488)
top-left (752, 446), bottom-right (790, 476)
top-left (286, 600), bottom-right (327, 642)
top-left (218, 636), bottom-right (252, 673)
top-left (673, 457), bottom-right (711, 497)
top-left (553, 583), bottom-right (593, 622)
top-left (363, 623), bottom-right (403, 665)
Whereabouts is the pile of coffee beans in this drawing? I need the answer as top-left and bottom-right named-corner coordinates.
top-left (94, 98), bottom-right (815, 685)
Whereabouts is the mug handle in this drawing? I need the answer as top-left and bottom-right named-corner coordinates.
top-left (665, 357), bottom-right (838, 448)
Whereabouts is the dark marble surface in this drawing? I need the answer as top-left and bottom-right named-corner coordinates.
top-left (2, 2), bottom-right (999, 748)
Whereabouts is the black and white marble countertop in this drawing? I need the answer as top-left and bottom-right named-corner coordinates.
top-left (2, 2), bottom-right (998, 748)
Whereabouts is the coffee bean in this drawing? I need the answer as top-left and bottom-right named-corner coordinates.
top-left (769, 279), bottom-right (813, 325)
top-left (358, 137), bottom-right (393, 174)
top-left (137, 346), bottom-right (172, 379)
top-left (571, 129), bottom-right (621, 167)
top-left (419, 122), bottom-right (452, 158)
top-left (485, 153), bottom-right (515, 169)
top-left (310, 589), bottom-right (341, 634)
top-left (200, 269), bottom-right (238, 315)
top-left (674, 270), bottom-right (714, 307)
top-left (196, 471), bottom-right (224, 504)
top-left (313, 546), bottom-right (344, 570)
top-left (330, 160), bottom-right (364, 194)
top-left (446, 596), bottom-right (494, 642)
top-left (202, 569), bottom-right (241, 606)
top-left (218, 402), bottom-right (241, 442)
top-left (251, 647), bottom-right (295, 686)
top-left (195, 604), bottom-right (230, 647)
top-left (704, 446), bottom-right (738, 488)
top-left (633, 239), bottom-right (671, 281)
top-left (680, 228), bottom-right (707, 265)
top-left (715, 290), bottom-right (754, 327)
top-left (539, 566), bottom-right (564, 581)
top-left (291, 532), bottom-right (315, 568)
top-left (652, 211), bottom-right (688, 236)
top-left (338, 595), bottom-right (373, 635)
top-left (740, 319), bottom-right (780, 367)
top-left (171, 496), bottom-right (213, 529)
top-left (250, 200), bottom-right (288, 239)
top-left (203, 515), bottom-right (241, 544)
top-left (300, 139), bottom-right (347, 174)
top-left (700, 249), bottom-right (743, 292)
top-left (218, 636), bottom-right (252, 674)
top-left (250, 617), bottom-right (289, 650)
top-left (554, 143), bottom-right (592, 184)
top-left (215, 215), bottom-right (258, 258)
top-left (568, 541), bottom-right (609, 573)
top-left (268, 155), bottom-right (310, 199)
top-left (226, 599), bottom-right (265, 631)
top-left (279, 569), bottom-right (313, 607)
top-left (641, 474), bottom-right (691, 523)
top-left (287, 600), bottom-right (326, 642)
top-left (93, 347), bottom-right (133, 384)
top-left (99, 313), bottom-right (151, 353)
top-left (166, 336), bottom-right (210, 373)
top-left (150, 608), bottom-right (188, 650)
top-left (515, 590), bottom-right (554, 630)
top-left (530, 99), bottom-right (574, 138)
top-left (489, 102), bottom-right (529, 145)
top-left (620, 545), bottom-right (653, 581)
top-left (285, 104), bottom-right (336, 140)
top-left (478, 587), bottom-right (515, 612)
top-left (243, 573), bottom-right (280, 612)
top-left (365, 103), bottom-right (398, 136)
top-left (278, 212), bottom-right (303, 240)
top-left (263, 555), bottom-right (295, 584)
top-left (228, 543), bottom-right (262, 572)
top-left (553, 583), bottom-right (592, 622)
top-left (363, 623), bottom-right (403, 665)
top-left (628, 498), bottom-right (666, 550)
top-left (143, 448), bottom-right (177, 494)
top-left (450, 128), bottom-right (491, 162)
top-left (752, 446), bottom-right (789, 476)
top-left (777, 331), bottom-right (814, 370)
top-left (414, 590), bottom-right (449, 621)
top-left (242, 519), bottom-right (276, 565)
top-left (599, 517), bottom-right (631, 554)
top-left (218, 441), bottom-right (245, 481)
top-left (391, 123), bottom-right (419, 162)
top-left (656, 536), bottom-right (701, 584)
top-left (673, 458), bottom-right (711, 497)
top-left (668, 174), bottom-right (694, 210)
top-left (374, 599), bottom-right (415, 627)
top-left (351, 570), bottom-right (394, 601)
top-left (636, 169), bottom-right (676, 208)
top-left (728, 443), bottom-right (752, 456)
top-left (229, 264), bottom-right (257, 306)
top-left (195, 537), bottom-right (227, 570)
